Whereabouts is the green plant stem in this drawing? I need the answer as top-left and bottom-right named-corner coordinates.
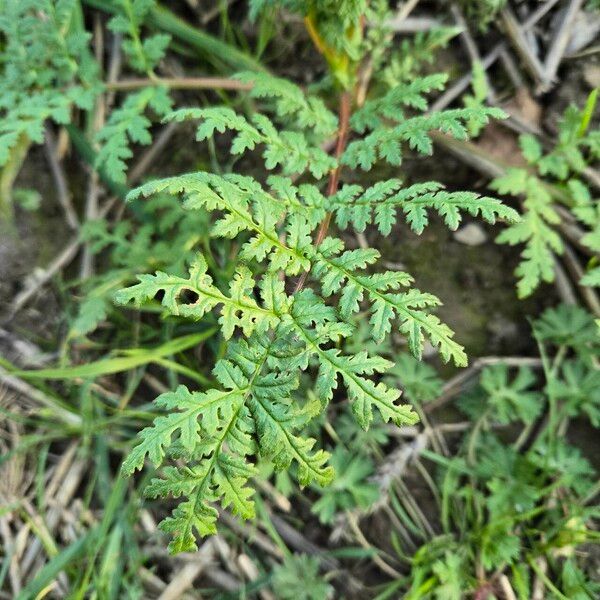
top-left (536, 343), bottom-right (567, 444)
top-left (513, 419), bottom-right (535, 451)
top-left (527, 556), bottom-right (570, 600)
top-left (547, 344), bottom-right (566, 435)
top-left (467, 408), bottom-right (490, 466)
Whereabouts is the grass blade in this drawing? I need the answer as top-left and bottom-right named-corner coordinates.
top-left (9, 330), bottom-right (216, 381)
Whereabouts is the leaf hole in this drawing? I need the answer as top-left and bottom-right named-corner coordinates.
top-left (179, 289), bottom-right (200, 305)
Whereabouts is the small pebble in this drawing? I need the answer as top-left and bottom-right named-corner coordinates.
top-left (453, 223), bottom-right (487, 246)
top-left (584, 65), bottom-right (600, 90)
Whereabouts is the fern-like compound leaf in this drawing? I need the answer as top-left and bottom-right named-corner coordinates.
top-left (234, 71), bottom-right (338, 137)
top-left (167, 107), bottom-right (335, 178)
top-left (125, 333), bottom-right (335, 552)
top-left (282, 291), bottom-right (419, 428)
top-left (108, 0), bottom-right (170, 73)
top-left (312, 239), bottom-right (467, 365)
top-left (95, 86), bottom-right (172, 183)
top-left (343, 106), bottom-right (505, 171)
top-left (329, 180), bottom-right (519, 235)
top-left (122, 385), bottom-right (242, 474)
top-left (128, 173), bottom-right (315, 275)
top-left (351, 74), bottom-right (448, 132)
top-left (581, 267), bottom-right (600, 287)
top-left (114, 254), bottom-right (287, 337)
top-left (493, 168), bottom-right (563, 298)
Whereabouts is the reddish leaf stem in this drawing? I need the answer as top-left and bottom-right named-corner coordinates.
top-left (293, 90), bottom-right (352, 293)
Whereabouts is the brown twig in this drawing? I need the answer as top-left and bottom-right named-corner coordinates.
top-left (156, 541), bottom-right (214, 600)
top-left (269, 513), bottom-right (338, 569)
top-left (0, 367), bottom-right (80, 425)
top-left (105, 32), bottom-right (123, 109)
top-left (20, 447), bottom-right (87, 578)
top-left (394, 0), bottom-right (422, 23)
top-left (524, 0), bottom-right (564, 27)
top-left (81, 16), bottom-right (106, 279)
top-left (218, 511), bottom-right (284, 560)
top-left (44, 127), bottom-right (79, 231)
top-left (500, 7), bottom-right (546, 87)
top-left (128, 121), bottom-right (179, 185)
top-left (346, 512), bottom-right (403, 579)
top-left (498, 574), bottom-right (518, 600)
top-left (531, 556), bottom-right (548, 600)
top-left (583, 166), bottom-right (600, 191)
top-left (269, 511), bottom-right (364, 592)
top-left (80, 172), bottom-right (101, 278)
top-left (499, 48), bottom-right (525, 89)
top-left (384, 15), bottom-right (440, 32)
top-left (450, 3), bottom-right (496, 103)
top-left (238, 554), bottom-right (276, 600)
top-left (431, 46), bottom-right (503, 112)
top-left (105, 76), bottom-right (253, 92)
top-left (432, 0), bottom-right (561, 111)
top-left (4, 237), bottom-right (81, 322)
top-left (553, 256), bottom-right (578, 305)
top-left (200, 0), bottom-right (237, 25)
top-left (542, 0), bottom-right (584, 92)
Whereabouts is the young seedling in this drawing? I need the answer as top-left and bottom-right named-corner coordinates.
top-left (116, 0), bottom-right (518, 552)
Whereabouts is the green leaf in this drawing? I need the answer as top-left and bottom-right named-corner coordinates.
top-left (125, 333), bottom-right (335, 551)
top-left (127, 173), bottom-right (315, 275)
top-left (12, 332), bottom-right (214, 381)
top-left (166, 107), bottom-right (335, 178)
top-left (533, 304), bottom-right (598, 350)
top-left (311, 448), bottom-right (379, 524)
top-left (548, 359), bottom-right (600, 426)
top-left (432, 553), bottom-right (464, 600)
top-left (494, 172), bottom-right (563, 297)
top-left (313, 243), bottom-right (467, 366)
top-left (343, 107), bottom-right (505, 171)
top-left (351, 74), bottom-right (448, 133)
top-left (115, 254), bottom-right (284, 337)
top-left (249, 392), bottom-right (333, 487)
top-left (290, 312), bottom-right (418, 429)
top-left (388, 353), bottom-right (443, 403)
top-left (330, 180), bottom-right (518, 235)
top-left (271, 554), bottom-right (334, 600)
top-left (581, 266), bottom-right (600, 287)
top-left (235, 71), bottom-right (337, 137)
top-left (459, 365), bottom-right (542, 424)
top-left (520, 134), bottom-right (543, 164)
top-left (95, 86), bottom-right (172, 183)
top-left (121, 385), bottom-right (243, 474)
